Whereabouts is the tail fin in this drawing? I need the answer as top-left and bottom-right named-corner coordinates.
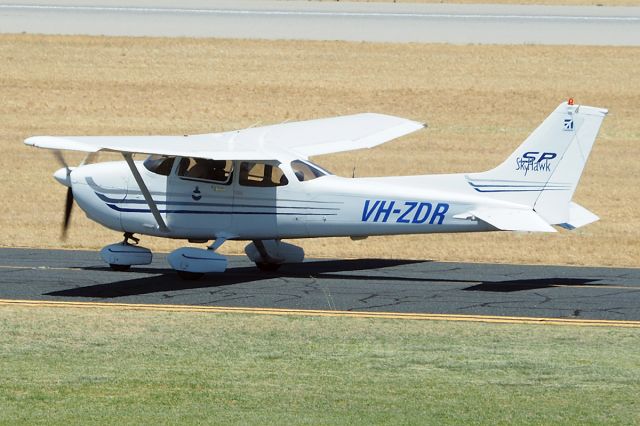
top-left (466, 101), bottom-right (607, 225)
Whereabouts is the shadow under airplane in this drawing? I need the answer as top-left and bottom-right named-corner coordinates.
top-left (46, 258), bottom-right (607, 299)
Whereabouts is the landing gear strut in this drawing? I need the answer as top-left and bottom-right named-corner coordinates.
top-left (123, 232), bottom-right (140, 245)
top-left (252, 240), bottom-right (283, 272)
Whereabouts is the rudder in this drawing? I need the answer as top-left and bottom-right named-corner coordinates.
top-left (466, 101), bottom-right (607, 225)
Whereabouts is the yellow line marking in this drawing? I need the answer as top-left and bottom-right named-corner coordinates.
top-left (0, 299), bottom-right (639, 328)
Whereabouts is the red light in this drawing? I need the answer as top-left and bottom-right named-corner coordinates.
top-left (568, 98), bottom-right (574, 105)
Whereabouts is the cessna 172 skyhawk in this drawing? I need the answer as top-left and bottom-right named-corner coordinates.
top-left (25, 100), bottom-right (606, 279)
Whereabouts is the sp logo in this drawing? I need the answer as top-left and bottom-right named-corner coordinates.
top-left (516, 152), bottom-right (557, 175)
top-left (522, 151), bottom-right (557, 163)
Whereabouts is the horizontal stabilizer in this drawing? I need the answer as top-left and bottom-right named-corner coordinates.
top-left (455, 208), bottom-right (556, 233)
top-left (557, 202), bottom-right (599, 230)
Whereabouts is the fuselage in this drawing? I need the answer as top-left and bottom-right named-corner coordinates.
top-left (69, 156), bottom-right (523, 241)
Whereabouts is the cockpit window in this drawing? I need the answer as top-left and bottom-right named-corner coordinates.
top-left (143, 155), bottom-right (175, 176)
top-left (291, 160), bottom-right (330, 182)
top-left (239, 162), bottom-right (288, 187)
top-left (176, 157), bottom-right (233, 185)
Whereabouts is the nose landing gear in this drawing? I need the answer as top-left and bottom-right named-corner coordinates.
top-left (100, 233), bottom-right (152, 271)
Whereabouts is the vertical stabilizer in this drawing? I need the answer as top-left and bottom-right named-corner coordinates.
top-left (466, 101), bottom-right (607, 225)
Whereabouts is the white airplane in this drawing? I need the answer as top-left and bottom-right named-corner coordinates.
top-left (25, 100), bottom-right (607, 279)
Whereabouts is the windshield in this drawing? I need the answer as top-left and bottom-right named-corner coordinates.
top-left (143, 155), bottom-right (175, 176)
top-left (291, 160), bottom-right (331, 182)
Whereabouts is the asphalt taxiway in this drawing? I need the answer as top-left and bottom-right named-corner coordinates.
top-left (1, 247), bottom-right (639, 322)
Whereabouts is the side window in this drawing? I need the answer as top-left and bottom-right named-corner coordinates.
top-left (291, 160), bottom-right (330, 182)
top-left (239, 162), bottom-right (288, 187)
top-left (143, 155), bottom-right (175, 176)
top-left (176, 157), bottom-right (233, 184)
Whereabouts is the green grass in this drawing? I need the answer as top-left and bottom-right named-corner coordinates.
top-left (1, 307), bottom-right (639, 424)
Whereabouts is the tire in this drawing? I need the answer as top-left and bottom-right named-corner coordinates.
top-left (177, 270), bottom-right (205, 280)
top-left (110, 263), bottom-right (131, 272)
top-left (255, 262), bottom-right (281, 272)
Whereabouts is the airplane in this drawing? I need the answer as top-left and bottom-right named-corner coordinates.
top-left (25, 100), bottom-right (607, 280)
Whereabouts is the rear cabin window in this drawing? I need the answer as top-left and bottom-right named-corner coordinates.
top-left (291, 160), bottom-right (330, 182)
top-left (143, 155), bottom-right (175, 176)
top-left (239, 162), bottom-right (288, 187)
top-left (177, 157), bottom-right (233, 185)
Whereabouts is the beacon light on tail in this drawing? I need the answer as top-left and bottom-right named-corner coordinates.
top-left (25, 101), bottom-right (607, 280)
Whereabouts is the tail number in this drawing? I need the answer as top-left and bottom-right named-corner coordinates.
top-left (362, 200), bottom-right (449, 224)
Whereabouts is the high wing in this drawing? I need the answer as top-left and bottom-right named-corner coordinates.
top-left (24, 113), bottom-right (424, 161)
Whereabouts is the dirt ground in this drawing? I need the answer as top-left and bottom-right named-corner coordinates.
top-left (1, 35), bottom-right (638, 266)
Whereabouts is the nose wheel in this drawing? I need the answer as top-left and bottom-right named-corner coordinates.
top-left (100, 233), bottom-right (152, 271)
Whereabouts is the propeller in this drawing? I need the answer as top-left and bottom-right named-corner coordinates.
top-left (52, 150), bottom-right (72, 239)
top-left (62, 185), bottom-right (74, 239)
top-left (53, 150), bottom-right (68, 170)
top-left (52, 151), bottom-right (98, 239)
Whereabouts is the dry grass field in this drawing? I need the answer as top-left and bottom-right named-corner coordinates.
top-left (1, 35), bottom-right (638, 267)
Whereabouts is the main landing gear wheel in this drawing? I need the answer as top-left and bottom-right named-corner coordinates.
top-left (176, 270), bottom-right (205, 281)
top-left (109, 263), bottom-right (131, 272)
top-left (255, 262), bottom-right (281, 272)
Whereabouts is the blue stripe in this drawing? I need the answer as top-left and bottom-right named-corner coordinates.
top-left (468, 183), bottom-right (569, 189)
top-left (472, 188), bottom-right (569, 193)
top-left (95, 192), bottom-right (339, 211)
top-left (106, 204), bottom-right (336, 216)
top-left (466, 179), bottom-right (571, 193)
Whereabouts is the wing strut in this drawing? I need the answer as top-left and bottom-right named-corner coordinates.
top-left (122, 153), bottom-right (169, 233)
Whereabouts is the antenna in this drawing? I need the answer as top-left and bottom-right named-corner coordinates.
top-left (352, 156), bottom-right (358, 178)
